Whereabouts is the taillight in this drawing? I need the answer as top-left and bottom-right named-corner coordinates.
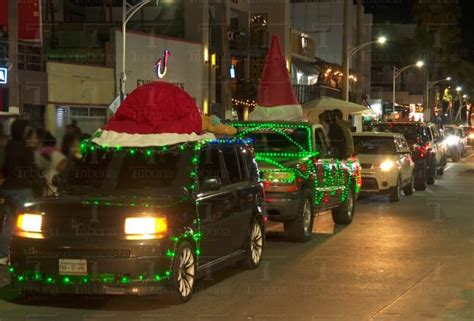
top-left (414, 144), bottom-right (427, 158)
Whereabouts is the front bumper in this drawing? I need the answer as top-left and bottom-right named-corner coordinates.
top-left (264, 191), bottom-right (300, 221)
top-left (360, 169), bottom-right (398, 193)
top-left (9, 235), bottom-right (173, 295)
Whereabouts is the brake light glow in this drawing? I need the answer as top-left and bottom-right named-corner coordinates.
top-left (414, 144), bottom-right (427, 158)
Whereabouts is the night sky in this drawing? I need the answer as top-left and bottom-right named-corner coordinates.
top-left (364, 0), bottom-right (474, 62)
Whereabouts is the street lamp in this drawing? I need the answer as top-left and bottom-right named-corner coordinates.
top-left (343, 36), bottom-right (387, 101)
top-left (120, 0), bottom-right (160, 101)
top-left (456, 86), bottom-right (462, 92)
top-left (392, 60), bottom-right (424, 107)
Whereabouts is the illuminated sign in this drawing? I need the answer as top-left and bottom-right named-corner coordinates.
top-left (0, 68), bottom-right (7, 84)
top-left (155, 50), bottom-right (171, 79)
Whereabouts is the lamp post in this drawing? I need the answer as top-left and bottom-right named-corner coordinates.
top-left (120, 0), bottom-right (159, 101)
top-left (425, 76), bottom-right (451, 121)
top-left (454, 86), bottom-right (464, 122)
top-left (392, 60), bottom-right (424, 109)
top-left (343, 36), bottom-right (387, 101)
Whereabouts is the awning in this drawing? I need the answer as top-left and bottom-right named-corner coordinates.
top-left (303, 96), bottom-right (376, 123)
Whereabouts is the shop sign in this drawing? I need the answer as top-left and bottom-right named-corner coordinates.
top-left (0, 68), bottom-right (7, 85)
top-left (155, 50), bottom-right (171, 79)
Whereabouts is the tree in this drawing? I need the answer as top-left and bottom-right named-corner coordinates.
top-left (412, 1), bottom-right (474, 98)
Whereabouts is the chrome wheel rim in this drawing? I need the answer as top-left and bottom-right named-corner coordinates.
top-left (347, 192), bottom-right (354, 217)
top-left (250, 222), bottom-right (263, 265)
top-left (177, 247), bottom-right (195, 298)
top-left (302, 200), bottom-right (312, 233)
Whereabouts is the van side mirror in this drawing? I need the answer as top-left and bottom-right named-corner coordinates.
top-left (200, 177), bottom-right (222, 192)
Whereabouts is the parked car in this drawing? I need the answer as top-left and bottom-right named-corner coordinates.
top-left (353, 132), bottom-right (415, 202)
top-left (442, 125), bottom-right (467, 162)
top-left (234, 121), bottom-right (362, 242)
top-left (8, 139), bottom-right (265, 302)
top-left (376, 122), bottom-right (447, 191)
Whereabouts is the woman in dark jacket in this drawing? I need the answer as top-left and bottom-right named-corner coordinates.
top-left (0, 119), bottom-right (41, 263)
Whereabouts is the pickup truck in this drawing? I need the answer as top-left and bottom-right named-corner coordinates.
top-left (234, 121), bottom-right (361, 242)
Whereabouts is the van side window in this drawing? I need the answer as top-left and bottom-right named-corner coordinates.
top-left (242, 146), bottom-right (259, 182)
top-left (221, 146), bottom-right (242, 184)
top-left (237, 146), bottom-right (249, 180)
top-left (198, 147), bottom-right (227, 186)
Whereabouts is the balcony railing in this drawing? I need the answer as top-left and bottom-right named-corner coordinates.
top-left (0, 39), bottom-right (44, 71)
top-left (46, 47), bottom-right (107, 65)
top-left (231, 81), bottom-right (344, 107)
top-left (293, 84), bottom-right (342, 104)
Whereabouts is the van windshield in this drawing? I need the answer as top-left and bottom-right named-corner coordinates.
top-left (64, 148), bottom-right (190, 196)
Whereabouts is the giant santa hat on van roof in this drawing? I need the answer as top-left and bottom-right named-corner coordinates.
top-left (92, 82), bottom-right (216, 147)
top-left (249, 35), bottom-right (303, 121)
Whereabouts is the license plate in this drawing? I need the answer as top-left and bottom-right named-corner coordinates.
top-left (104, 286), bottom-right (126, 295)
top-left (59, 259), bottom-right (87, 276)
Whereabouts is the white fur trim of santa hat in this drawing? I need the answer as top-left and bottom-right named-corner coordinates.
top-left (92, 130), bottom-right (216, 148)
top-left (249, 104), bottom-right (304, 122)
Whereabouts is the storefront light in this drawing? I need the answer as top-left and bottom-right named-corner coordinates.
top-left (211, 54), bottom-right (217, 67)
top-left (204, 47), bottom-right (209, 64)
top-left (203, 99), bottom-right (209, 115)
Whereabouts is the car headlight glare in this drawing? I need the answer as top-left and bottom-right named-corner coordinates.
top-left (124, 216), bottom-right (167, 236)
top-left (444, 135), bottom-right (459, 146)
top-left (17, 214), bottom-right (43, 233)
top-left (468, 133), bottom-right (474, 139)
top-left (379, 160), bottom-right (395, 172)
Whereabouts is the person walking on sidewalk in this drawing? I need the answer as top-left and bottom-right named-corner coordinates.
top-left (0, 120), bottom-right (41, 264)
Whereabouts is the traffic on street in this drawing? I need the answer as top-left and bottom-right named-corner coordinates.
top-left (1, 1), bottom-right (474, 321)
top-left (0, 148), bottom-right (472, 321)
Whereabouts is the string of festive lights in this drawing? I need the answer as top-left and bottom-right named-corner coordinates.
top-left (232, 98), bottom-right (257, 108)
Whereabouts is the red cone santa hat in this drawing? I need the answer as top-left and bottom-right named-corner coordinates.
top-left (249, 35), bottom-right (303, 121)
top-left (92, 82), bottom-right (215, 147)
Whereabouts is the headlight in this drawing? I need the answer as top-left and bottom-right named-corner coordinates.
top-left (469, 133), bottom-right (474, 139)
top-left (262, 171), bottom-right (296, 184)
top-left (124, 216), bottom-right (167, 239)
top-left (444, 135), bottom-right (459, 146)
top-left (16, 214), bottom-right (43, 233)
top-left (379, 160), bottom-right (395, 172)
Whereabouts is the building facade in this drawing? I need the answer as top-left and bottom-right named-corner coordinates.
top-left (290, 0), bottom-right (373, 100)
top-left (45, 62), bottom-right (115, 137)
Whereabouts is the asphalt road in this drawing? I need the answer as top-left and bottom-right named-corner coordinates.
top-left (0, 153), bottom-right (473, 321)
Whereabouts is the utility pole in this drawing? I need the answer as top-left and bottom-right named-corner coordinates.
top-left (356, 0), bottom-right (363, 104)
top-left (342, 0), bottom-right (350, 102)
top-left (218, 1), bottom-right (231, 120)
top-left (8, 0), bottom-right (19, 113)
